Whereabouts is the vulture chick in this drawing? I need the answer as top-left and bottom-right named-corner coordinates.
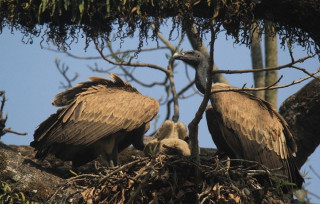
top-left (31, 74), bottom-right (159, 167)
top-left (144, 120), bottom-right (191, 156)
top-left (173, 50), bottom-right (304, 188)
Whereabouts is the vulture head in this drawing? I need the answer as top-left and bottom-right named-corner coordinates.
top-left (173, 50), bottom-right (209, 94)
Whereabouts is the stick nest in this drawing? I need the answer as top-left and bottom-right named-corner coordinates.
top-left (50, 153), bottom-right (294, 203)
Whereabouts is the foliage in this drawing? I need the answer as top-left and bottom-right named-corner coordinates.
top-left (1, 0), bottom-right (319, 53)
top-left (0, 180), bottom-right (35, 204)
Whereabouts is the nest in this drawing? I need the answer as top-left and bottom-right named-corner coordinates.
top-left (48, 153), bottom-right (294, 203)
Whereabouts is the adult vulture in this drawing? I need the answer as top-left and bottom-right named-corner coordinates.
top-left (31, 74), bottom-right (159, 167)
top-left (173, 50), bottom-right (304, 188)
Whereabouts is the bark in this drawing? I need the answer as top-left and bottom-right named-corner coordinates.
top-left (279, 78), bottom-right (320, 169)
top-left (264, 21), bottom-right (278, 108)
top-left (250, 23), bottom-right (265, 99)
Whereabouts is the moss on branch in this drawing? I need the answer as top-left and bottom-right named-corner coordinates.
top-left (1, 0), bottom-right (319, 52)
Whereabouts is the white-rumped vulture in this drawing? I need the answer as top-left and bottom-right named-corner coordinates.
top-left (173, 50), bottom-right (304, 188)
top-left (31, 74), bottom-right (159, 167)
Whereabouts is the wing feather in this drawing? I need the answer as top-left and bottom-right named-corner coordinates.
top-left (35, 81), bottom-right (159, 149)
top-left (210, 83), bottom-right (294, 160)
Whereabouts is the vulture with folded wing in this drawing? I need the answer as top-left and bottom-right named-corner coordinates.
top-left (31, 74), bottom-right (159, 167)
top-left (173, 50), bottom-right (304, 188)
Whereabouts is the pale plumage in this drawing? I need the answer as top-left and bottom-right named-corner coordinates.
top-left (144, 120), bottom-right (191, 156)
top-left (173, 50), bottom-right (303, 188)
top-left (31, 74), bottom-right (159, 166)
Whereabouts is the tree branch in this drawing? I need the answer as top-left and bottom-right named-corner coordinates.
top-left (54, 58), bottom-right (79, 89)
top-left (167, 57), bottom-right (179, 122)
top-left (94, 39), bottom-right (169, 74)
top-left (45, 46), bottom-right (169, 61)
top-left (210, 69), bottom-right (320, 94)
top-left (0, 91), bottom-right (27, 137)
top-left (211, 55), bottom-right (316, 76)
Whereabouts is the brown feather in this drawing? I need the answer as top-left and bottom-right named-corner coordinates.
top-left (32, 74), bottom-right (159, 166)
top-left (206, 83), bottom-right (303, 188)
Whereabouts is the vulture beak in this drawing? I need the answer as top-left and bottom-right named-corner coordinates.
top-left (173, 52), bottom-right (184, 60)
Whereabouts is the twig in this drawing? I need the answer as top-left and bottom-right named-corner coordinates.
top-left (2, 128), bottom-right (27, 136)
top-left (286, 39), bottom-right (295, 63)
top-left (94, 39), bottom-right (169, 74)
top-left (308, 191), bottom-right (320, 199)
top-left (167, 56), bottom-right (179, 122)
top-left (119, 65), bottom-right (168, 88)
top-left (99, 158), bottom-right (148, 183)
top-left (0, 92), bottom-right (27, 137)
top-left (54, 58), bottom-right (79, 89)
top-left (211, 54), bottom-right (315, 75)
top-left (45, 46), bottom-right (169, 60)
top-left (309, 165), bottom-right (320, 180)
top-left (210, 69), bottom-right (320, 94)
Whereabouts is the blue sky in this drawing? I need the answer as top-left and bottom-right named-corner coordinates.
top-left (1, 26), bottom-right (319, 201)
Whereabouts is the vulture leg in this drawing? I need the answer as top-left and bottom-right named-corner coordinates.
top-left (104, 145), bottom-right (119, 167)
top-left (95, 135), bottom-right (118, 167)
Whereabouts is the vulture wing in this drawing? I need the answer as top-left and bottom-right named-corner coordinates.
top-left (32, 74), bottom-right (159, 165)
top-left (42, 86), bottom-right (158, 146)
top-left (207, 83), bottom-right (303, 188)
top-left (209, 83), bottom-right (295, 159)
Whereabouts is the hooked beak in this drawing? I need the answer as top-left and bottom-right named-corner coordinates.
top-left (173, 52), bottom-right (184, 60)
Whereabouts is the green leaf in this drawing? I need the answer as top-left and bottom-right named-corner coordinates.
top-left (106, 0), bottom-right (110, 16)
top-left (79, 0), bottom-right (85, 23)
top-left (64, 0), bottom-right (70, 11)
top-left (69, 169), bottom-right (78, 176)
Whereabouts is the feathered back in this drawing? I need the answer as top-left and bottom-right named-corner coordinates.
top-left (32, 74), bottom-right (159, 166)
top-left (52, 73), bottom-right (138, 107)
top-left (207, 83), bottom-right (303, 188)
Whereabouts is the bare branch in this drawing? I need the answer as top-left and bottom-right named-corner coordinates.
top-left (153, 26), bottom-right (176, 52)
top-left (188, 24), bottom-right (219, 164)
top-left (0, 92), bottom-right (28, 137)
top-left (54, 58), bottom-right (79, 89)
top-left (210, 69), bottom-right (320, 94)
top-left (167, 57), bottom-right (179, 122)
top-left (2, 128), bottom-right (27, 136)
top-left (120, 66), bottom-right (168, 88)
top-left (309, 165), bottom-right (320, 180)
top-left (286, 40), bottom-right (295, 63)
top-left (45, 46), bottom-right (169, 60)
top-left (94, 39), bottom-right (169, 74)
top-left (212, 55), bottom-right (316, 75)
top-left (165, 80), bottom-right (196, 121)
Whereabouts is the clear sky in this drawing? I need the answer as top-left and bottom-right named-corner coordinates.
top-left (1, 26), bottom-right (319, 201)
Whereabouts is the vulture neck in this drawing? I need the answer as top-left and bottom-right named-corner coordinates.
top-left (195, 59), bottom-right (210, 94)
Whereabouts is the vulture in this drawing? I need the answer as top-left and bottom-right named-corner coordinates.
top-left (31, 74), bottom-right (159, 167)
top-left (173, 50), bottom-right (304, 188)
top-left (144, 120), bottom-right (191, 156)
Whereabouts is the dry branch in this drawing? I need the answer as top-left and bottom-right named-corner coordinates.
top-left (210, 69), bottom-right (320, 94)
top-left (212, 55), bottom-right (316, 76)
top-left (0, 91), bottom-right (27, 137)
top-left (94, 39), bottom-right (169, 74)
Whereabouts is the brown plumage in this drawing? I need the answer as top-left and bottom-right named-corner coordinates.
top-left (173, 50), bottom-right (304, 189)
top-left (31, 74), bottom-right (159, 166)
top-left (206, 83), bottom-right (303, 188)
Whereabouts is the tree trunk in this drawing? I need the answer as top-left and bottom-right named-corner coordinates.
top-left (250, 23), bottom-right (265, 99)
top-left (279, 78), bottom-right (320, 169)
top-left (264, 21), bottom-right (278, 108)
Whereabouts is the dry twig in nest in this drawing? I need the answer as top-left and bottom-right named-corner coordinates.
top-left (47, 153), bottom-right (296, 203)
